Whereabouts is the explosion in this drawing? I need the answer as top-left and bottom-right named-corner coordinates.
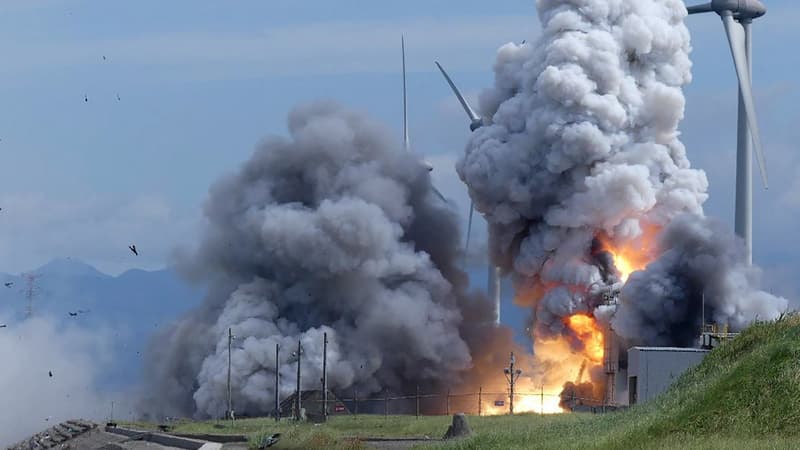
top-left (458, 0), bottom-right (787, 412)
top-left (139, 0), bottom-right (788, 421)
top-left (566, 314), bottom-right (604, 364)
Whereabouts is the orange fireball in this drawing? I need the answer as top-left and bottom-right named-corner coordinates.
top-left (566, 314), bottom-right (604, 363)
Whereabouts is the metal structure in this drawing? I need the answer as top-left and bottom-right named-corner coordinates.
top-left (227, 327), bottom-right (235, 420)
top-left (322, 332), bottom-right (328, 421)
top-left (503, 352), bottom-right (522, 414)
top-left (700, 323), bottom-right (740, 349)
top-left (292, 340), bottom-right (304, 420)
top-left (274, 343), bottom-right (280, 422)
top-left (687, 0), bottom-right (769, 264)
top-left (434, 60), bottom-right (501, 324)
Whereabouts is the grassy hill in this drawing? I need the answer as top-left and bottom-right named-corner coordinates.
top-left (125, 314), bottom-right (800, 449)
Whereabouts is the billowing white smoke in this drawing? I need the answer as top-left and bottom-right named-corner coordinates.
top-left (459, 0), bottom-right (786, 347)
top-left (140, 102), bottom-right (494, 419)
top-left (0, 315), bottom-right (112, 446)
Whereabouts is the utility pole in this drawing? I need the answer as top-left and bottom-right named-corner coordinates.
top-left (478, 386), bottom-right (482, 416)
top-left (227, 327), bottom-right (234, 420)
top-left (503, 352), bottom-right (522, 415)
top-left (540, 385), bottom-right (544, 416)
top-left (353, 388), bottom-right (358, 419)
top-left (274, 343), bottom-right (280, 422)
top-left (322, 332), bottom-right (328, 421)
top-left (415, 386), bottom-right (420, 419)
top-left (292, 340), bottom-right (304, 421)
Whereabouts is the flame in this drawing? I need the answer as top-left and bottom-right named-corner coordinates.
top-left (566, 314), bottom-right (604, 363)
top-left (598, 230), bottom-right (659, 282)
top-left (471, 314), bottom-right (606, 416)
top-left (467, 229), bottom-right (666, 416)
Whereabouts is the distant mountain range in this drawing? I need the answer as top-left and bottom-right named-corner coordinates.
top-left (0, 259), bottom-right (526, 393)
top-left (0, 258), bottom-right (205, 389)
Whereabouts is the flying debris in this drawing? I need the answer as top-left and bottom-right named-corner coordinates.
top-left (68, 312), bottom-right (77, 317)
top-left (4, 282), bottom-right (13, 288)
top-left (84, 94), bottom-right (88, 103)
top-left (48, 371), bottom-right (53, 378)
top-left (67, 310), bottom-right (88, 317)
top-left (102, 55), bottom-right (107, 61)
top-left (0, 324), bottom-right (6, 328)
top-left (116, 93), bottom-right (121, 101)
top-left (128, 244), bottom-right (138, 256)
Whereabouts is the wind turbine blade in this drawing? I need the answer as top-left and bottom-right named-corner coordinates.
top-left (435, 61), bottom-right (480, 123)
top-left (432, 185), bottom-right (447, 203)
top-left (721, 14), bottom-right (769, 188)
top-left (686, 3), bottom-right (713, 14)
top-left (465, 201), bottom-right (474, 253)
top-left (402, 36), bottom-right (409, 151)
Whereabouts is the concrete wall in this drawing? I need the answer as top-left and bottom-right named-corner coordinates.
top-left (627, 347), bottom-right (709, 404)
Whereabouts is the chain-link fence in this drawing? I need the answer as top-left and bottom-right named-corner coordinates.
top-left (302, 388), bottom-right (611, 418)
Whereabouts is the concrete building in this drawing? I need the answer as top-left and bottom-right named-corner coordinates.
top-left (627, 347), bottom-right (709, 405)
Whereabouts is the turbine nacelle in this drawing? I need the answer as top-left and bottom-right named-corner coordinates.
top-left (714, 0), bottom-right (765, 19)
top-left (688, 0), bottom-right (766, 20)
top-left (469, 118), bottom-right (484, 132)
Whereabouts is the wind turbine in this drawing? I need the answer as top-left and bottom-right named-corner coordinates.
top-left (686, 0), bottom-right (768, 264)
top-left (435, 60), bottom-right (501, 325)
top-left (401, 36), bottom-right (447, 203)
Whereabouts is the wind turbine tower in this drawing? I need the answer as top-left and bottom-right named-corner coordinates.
top-left (687, 0), bottom-right (769, 264)
top-left (435, 61), bottom-right (501, 325)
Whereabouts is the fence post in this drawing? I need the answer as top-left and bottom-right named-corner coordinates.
top-left (384, 389), bottom-right (388, 418)
top-left (354, 388), bottom-right (358, 419)
top-left (540, 385), bottom-right (544, 416)
top-left (416, 386), bottom-right (420, 419)
top-left (446, 389), bottom-right (450, 416)
top-left (478, 386), bottom-right (482, 416)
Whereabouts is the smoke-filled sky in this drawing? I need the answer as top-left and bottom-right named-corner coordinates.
top-left (0, 0), bottom-right (797, 308)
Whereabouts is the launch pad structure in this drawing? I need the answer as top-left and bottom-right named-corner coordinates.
top-left (595, 289), bottom-right (737, 408)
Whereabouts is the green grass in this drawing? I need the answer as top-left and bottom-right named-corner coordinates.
top-left (123, 314), bottom-right (800, 449)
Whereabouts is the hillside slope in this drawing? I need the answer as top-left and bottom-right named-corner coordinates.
top-left (439, 313), bottom-right (800, 449)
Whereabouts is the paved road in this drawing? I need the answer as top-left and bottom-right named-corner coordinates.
top-left (64, 429), bottom-right (185, 449)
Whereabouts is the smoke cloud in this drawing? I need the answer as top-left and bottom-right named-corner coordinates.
top-left (140, 102), bottom-right (495, 419)
top-left (459, 0), bottom-right (786, 352)
top-left (0, 315), bottom-right (113, 446)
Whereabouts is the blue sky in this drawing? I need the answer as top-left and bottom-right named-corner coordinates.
top-left (0, 1), bottom-right (797, 304)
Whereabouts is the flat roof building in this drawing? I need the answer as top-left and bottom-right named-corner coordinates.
top-left (627, 347), bottom-right (709, 405)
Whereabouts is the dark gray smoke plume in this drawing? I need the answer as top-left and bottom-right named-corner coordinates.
top-left (140, 102), bottom-right (494, 419)
top-left (458, 0), bottom-right (787, 350)
top-left (611, 214), bottom-right (786, 346)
